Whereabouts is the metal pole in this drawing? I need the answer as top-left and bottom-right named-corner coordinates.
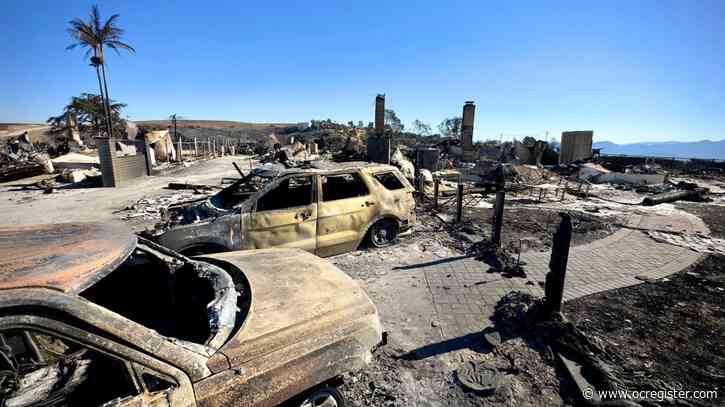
top-left (492, 190), bottom-right (505, 247)
top-left (456, 183), bottom-right (463, 223)
top-left (544, 213), bottom-right (572, 315)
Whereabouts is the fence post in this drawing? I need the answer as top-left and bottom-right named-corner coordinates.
top-left (456, 183), bottom-right (463, 223)
top-left (544, 213), bottom-right (572, 315)
top-left (433, 178), bottom-right (440, 210)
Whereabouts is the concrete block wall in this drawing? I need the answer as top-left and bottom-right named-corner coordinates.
top-left (97, 137), bottom-right (150, 187)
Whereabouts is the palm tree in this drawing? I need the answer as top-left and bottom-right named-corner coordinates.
top-left (66, 5), bottom-right (134, 138)
top-left (48, 93), bottom-right (127, 137)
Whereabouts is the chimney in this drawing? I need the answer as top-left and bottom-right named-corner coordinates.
top-left (375, 94), bottom-right (385, 134)
top-left (461, 101), bottom-right (475, 150)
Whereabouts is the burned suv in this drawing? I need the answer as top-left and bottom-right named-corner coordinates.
top-left (152, 161), bottom-right (416, 257)
top-left (0, 222), bottom-right (381, 406)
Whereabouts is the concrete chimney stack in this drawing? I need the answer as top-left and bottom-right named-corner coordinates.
top-left (375, 94), bottom-right (385, 134)
top-left (461, 101), bottom-right (475, 150)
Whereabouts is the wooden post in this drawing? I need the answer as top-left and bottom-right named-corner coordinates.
top-left (544, 213), bottom-right (572, 315)
top-left (456, 183), bottom-right (464, 223)
top-left (433, 178), bottom-right (440, 210)
top-left (492, 190), bottom-right (505, 247)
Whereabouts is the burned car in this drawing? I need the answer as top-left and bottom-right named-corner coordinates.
top-left (0, 222), bottom-right (382, 406)
top-left (152, 161), bottom-right (416, 256)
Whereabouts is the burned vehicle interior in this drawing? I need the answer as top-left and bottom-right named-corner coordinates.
top-left (256, 176), bottom-right (314, 211)
top-left (202, 162), bottom-right (385, 211)
top-left (0, 238), bottom-right (246, 407)
top-left (209, 164), bottom-right (292, 210)
top-left (210, 171), bottom-right (274, 210)
top-left (0, 328), bottom-right (142, 406)
top-left (320, 173), bottom-right (370, 201)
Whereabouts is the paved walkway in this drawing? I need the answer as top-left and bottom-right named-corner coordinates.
top-left (422, 210), bottom-right (708, 339)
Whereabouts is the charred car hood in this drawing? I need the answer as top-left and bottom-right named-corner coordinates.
top-left (199, 248), bottom-right (381, 367)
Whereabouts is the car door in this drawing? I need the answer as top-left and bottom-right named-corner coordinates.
top-left (242, 174), bottom-right (318, 252)
top-left (316, 171), bottom-right (377, 257)
top-left (0, 315), bottom-right (196, 407)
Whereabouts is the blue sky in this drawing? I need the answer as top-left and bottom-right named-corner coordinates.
top-left (1, 0), bottom-right (724, 143)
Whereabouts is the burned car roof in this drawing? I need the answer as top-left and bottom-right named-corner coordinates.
top-left (261, 160), bottom-right (399, 176)
top-left (0, 222), bottom-right (136, 293)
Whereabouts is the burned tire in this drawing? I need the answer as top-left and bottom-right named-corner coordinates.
top-left (298, 386), bottom-right (346, 407)
top-left (368, 219), bottom-right (398, 248)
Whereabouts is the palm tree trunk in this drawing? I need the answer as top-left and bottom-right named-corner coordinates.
top-left (93, 48), bottom-right (112, 138)
top-left (99, 48), bottom-right (114, 138)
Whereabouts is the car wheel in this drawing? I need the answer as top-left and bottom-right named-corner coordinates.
top-left (368, 219), bottom-right (397, 248)
top-left (299, 386), bottom-right (346, 407)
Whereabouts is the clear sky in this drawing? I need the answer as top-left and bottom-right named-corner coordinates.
top-left (1, 0), bottom-right (724, 143)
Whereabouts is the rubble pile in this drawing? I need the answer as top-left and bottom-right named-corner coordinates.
top-left (1, 133), bottom-right (54, 182)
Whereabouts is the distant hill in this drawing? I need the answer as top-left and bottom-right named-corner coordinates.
top-left (135, 120), bottom-right (305, 131)
top-left (593, 140), bottom-right (725, 160)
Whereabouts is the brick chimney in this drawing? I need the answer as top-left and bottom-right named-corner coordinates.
top-left (375, 94), bottom-right (385, 134)
top-left (461, 101), bottom-right (475, 150)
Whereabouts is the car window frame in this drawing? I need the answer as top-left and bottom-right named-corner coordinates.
top-left (253, 174), bottom-right (317, 213)
top-left (372, 171), bottom-right (407, 191)
top-left (320, 171), bottom-right (371, 202)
